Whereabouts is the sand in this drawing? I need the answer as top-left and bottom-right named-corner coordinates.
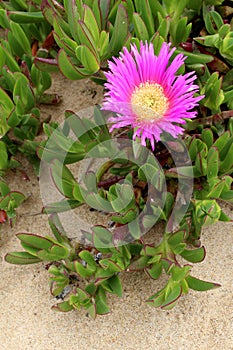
top-left (0, 73), bottom-right (232, 350)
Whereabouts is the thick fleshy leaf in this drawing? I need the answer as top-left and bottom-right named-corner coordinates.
top-left (92, 225), bottom-right (113, 252)
top-left (74, 261), bottom-right (95, 277)
top-left (16, 233), bottom-right (54, 250)
top-left (186, 275), bottom-right (220, 291)
top-left (8, 11), bottom-right (46, 23)
top-left (34, 58), bottom-right (59, 73)
top-left (161, 285), bottom-right (182, 309)
top-left (146, 261), bottom-right (162, 280)
top-left (180, 246), bottom-right (206, 263)
top-left (207, 147), bottom-right (219, 180)
top-left (108, 4), bottom-right (129, 55)
top-left (52, 300), bottom-right (74, 312)
top-left (58, 49), bottom-right (89, 80)
top-left (5, 251), bottom-right (42, 264)
top-left (95, 286), bottom-right (110, 315)
top-left (42, 199), bottom-right (82, 214)
top-left (0, 191), bottom-right (26, 209)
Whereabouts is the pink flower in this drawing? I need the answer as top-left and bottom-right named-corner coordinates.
top-left (102, 41), bottom-right (203, 149)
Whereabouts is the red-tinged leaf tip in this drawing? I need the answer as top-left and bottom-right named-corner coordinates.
top-left (145, 299), bottom-right (155, 304)
top-left (0, 210), bottom-right (7, 223)
top-left (186, 275), bottom-right (221, 291)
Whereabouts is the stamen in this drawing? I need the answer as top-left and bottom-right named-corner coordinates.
top-left (131, 82), bottom-right (168, 121)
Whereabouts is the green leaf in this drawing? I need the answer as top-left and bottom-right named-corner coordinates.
top-left (10, 21), bottom-right (31, 55)
top-left (0, 142), bottom-right (8, 170)
top-left (195, 152), bottom-right (207, 176)
top-left (42, 199), bottom-right (82, 214)
top-left (134, 0), bottom-right (154, 37)
top-left (13, 74), bottom-right (35, 113)
top-left (146, 261), bottom-right (162, 280)
top-left (108, 4), bottom-right (129, 56)
top-left (201, 128), bottom-right (213, 149)
top-left (213, 131), bottom-right (230, 152)
top-left (79, 250), bottom-right (96, 267)
top-left (52, 300), bottom-right (74, 312)
top-left (5, 251), bottom-right (42, 264)
top-left (95, 286), bottom-right (110, 315)
top-left (75, 44), bottom-right (100, 73)
top-left (20, 242), bottom-right (40, 256)
top-left (0, 9), bottom-right (11, 29)
top-left (74, 261), bottom-right (95, 277)
top-left (173, 17), bottom-right (192, 45)
top-left (175, 49), bottom-right (213, 65)
top-left (50, 245), bottom-right (70, 259)
top-left (0, 180), bottom-right (10, 196)
top-left (8, 11), bottom-right (45, 23)
top-left (194, 199), bottom-right (221, 226)
top-left (87, 303), bottom-right (96, 319)
top-left (8, 0), bottom-right (28, 10)
top-left (51, 160), bottom-right (79, 199)
top-left (92, 0), bottom-right (102, 29)
top-left (146, 289), bottom-right (165, 307)
top-left (161, 284), bottom-right (182, 309)
top-left (148, 0), bottom-right (166, 18)
top-left (16, 233), bottom-right (54, 250)
top-left (180, 246), bottom-right (206, 263)
top-left (98, 30), bottom-right (110, 58)
top-left (104, 274), bottom-right (122, 297)
top-left (0, 191), bottom-right (26, 210)
top-left (53, 16), bottom-right (77, 57)
top-left (110, 183), bottom-right (135, 213)
top-left (170, 265), bottom-right (191, 282)
top-left (83, 5), bottom-right (100, 45)
top-left (36, 248), bottom-right (66, 261)
top-left (218, 209), bottom-right (232, 222)
top-left (63, 0), bottom-right (81, 43)
top-left (0, 45), bottom-right (20, 72)
top-left (204, 10), bottom-right (224, 35)
top-left (219, 142), bottom-right (233, 174)
top-left (157, 16), bottom-right (170, 40)
top-left (201, 72), bottom-right (224, 113)
top-left (58, 49), bottom-right (89, 80)
top-left (168, 230), bottom-right (185, 246)
top-left (207, 178), bottom-right (228, 198)
top-left (34, 58), bottom-right (59, 73)
top-left (99, 259), bottom-right (122, 272)
top-left (220, 190), bottom-right (233, 202)
top-left (186, 275), bottom-right (220, 291)
top-left (76, 19), bottom-right (97, 54)
top-left (0, 88), bottom-right (14, 137)
top-left (85, 282), bottom-right (97, 295)
top-left (48, 214), bottom-right (68, 243)
top-left (132, 13), bottom-right (149, 41)
top-left (207, 147), bottom-right (219, 180)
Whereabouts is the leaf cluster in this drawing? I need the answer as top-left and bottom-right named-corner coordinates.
top-left (0, 4), bottom-right (56, 223)
top-left (5, 212), bottom-right (221, 317)
top-left (1, 0), bottom-right (233, 316)
top-left (5, 106), bottom-right (232, 315)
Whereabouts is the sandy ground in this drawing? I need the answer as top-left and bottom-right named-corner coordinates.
top-left (0, 73), bottom-right (233, 350)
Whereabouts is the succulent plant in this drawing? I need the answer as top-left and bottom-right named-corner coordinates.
top-left (0, 5), bottom-right (58, 221)
top-left (5, 106), bottom-right (233, 316)
top-left (2, 0), bottom-right (233, 317)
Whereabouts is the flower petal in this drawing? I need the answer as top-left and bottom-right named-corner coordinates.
top-left (102, 41), bottom-right (204, 148)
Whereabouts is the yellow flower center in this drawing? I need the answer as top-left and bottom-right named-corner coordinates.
top-left (131, 82), bottom-right (168, 121)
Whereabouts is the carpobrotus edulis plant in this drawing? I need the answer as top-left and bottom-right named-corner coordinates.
top-left (3, 0), bottom-right (233, 318)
